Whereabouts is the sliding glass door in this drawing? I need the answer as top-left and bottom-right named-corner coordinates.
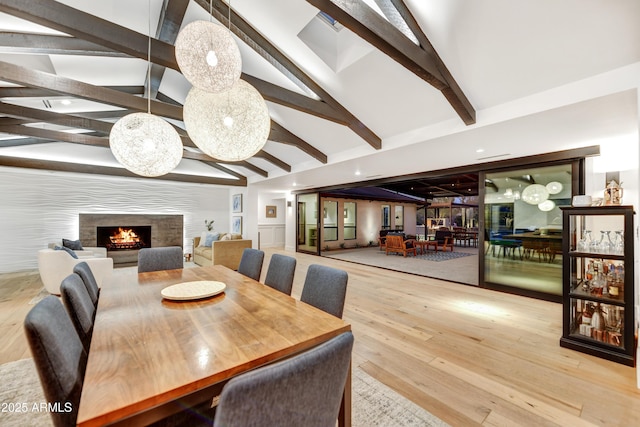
top-left (482, 163), bottom-right (574, 300)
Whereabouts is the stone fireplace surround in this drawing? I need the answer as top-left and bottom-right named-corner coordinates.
top-left (79, 214), bottom-right (183, 266)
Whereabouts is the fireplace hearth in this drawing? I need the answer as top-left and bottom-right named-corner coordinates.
top-left (97, 226), bottom-right (151, 251)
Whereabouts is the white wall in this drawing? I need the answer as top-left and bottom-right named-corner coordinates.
top-left (257, 192), bottom-right (286, 248)
top-left (0, 167), bottom-right (233, 273)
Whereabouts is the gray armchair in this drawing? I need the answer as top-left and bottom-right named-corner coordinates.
top-left (300, 264), bottom-right (348, 318)
top-left (264, 254), bottom-right (296, 295)
top-left (60, 273), bottom-right (96, 353)
top-left (214, 331), bottom-right (354, 427)
top-left (137, 246), bottom-right (183, 273)
top-left (24, 295), bottom-right (87, 427)
top-left (237, 248), bottom-right (265, 281)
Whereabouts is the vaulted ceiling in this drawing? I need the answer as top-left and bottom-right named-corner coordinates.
top-left (0, 0), bottom-right (638, 193)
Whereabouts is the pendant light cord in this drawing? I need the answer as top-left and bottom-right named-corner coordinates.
top-left (147, 0), bottom-right (152, 114)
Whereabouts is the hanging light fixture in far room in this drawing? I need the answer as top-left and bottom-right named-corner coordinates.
top-left (183, 80), bottom-right (270, 161)
top-left (109, 0), bottom-right (182, 177)
top-left (521, 184), bottom-right (549, 205)
top-left (174, 0), bottom-right (241, 93)
top-left (546, 181), bottom-right (563, 195)
top-left (538, 199), bottom-right (556, 212)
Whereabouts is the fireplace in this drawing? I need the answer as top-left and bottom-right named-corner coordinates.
top-left (97, 226), bottom-right (151, 251)
top-left (80, 214), bottom-right (182, 267)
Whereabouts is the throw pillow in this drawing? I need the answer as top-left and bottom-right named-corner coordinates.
top-left (220, 233), bottom-right (231, 241)
top-left (63, 238), bottom-right (84, 251)
top-left (204, 232), bottom-right (220, 247)
top-left (198, 231), bottom-right (208, 247)
top-left (54, 245), bottom-right (78, 259)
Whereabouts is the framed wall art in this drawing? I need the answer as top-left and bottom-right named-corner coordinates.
top-left (232, 216), bottom-right (242, 234)
top-left (232, 194), bottom-right (242, 213)
top-left (266, 205), bottom-right (277, 218)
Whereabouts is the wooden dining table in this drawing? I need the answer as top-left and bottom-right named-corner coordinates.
top-left (76, 265), bottom-right (352, 427)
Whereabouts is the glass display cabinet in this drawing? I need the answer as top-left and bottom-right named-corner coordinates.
top-left (560, 206), bottom-right (635, 366)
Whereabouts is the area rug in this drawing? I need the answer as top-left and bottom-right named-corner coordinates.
top-left (0, 358), bottom-right (448, 427)
top-left (415, 251), bottom-right (473, 262)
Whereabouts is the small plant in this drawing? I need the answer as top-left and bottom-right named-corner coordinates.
top-left (340, 243), bottom-right (346, 249)
top-left (355, 242), bottom-right (360, 248)
top-left (204, 219), bottom-right (215, 231)
top-left (368, 240), bottom-right (373, 247)
top-left (324, 245), bottom-right (330, 251)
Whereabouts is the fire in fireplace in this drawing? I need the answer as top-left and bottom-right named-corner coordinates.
top-left (97, 226), bottom-right (151, 251)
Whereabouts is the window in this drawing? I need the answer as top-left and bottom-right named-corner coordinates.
top-left (343, 202), bottom-right (356, 240)
top-left (323, 200), bottom-right (338, 241)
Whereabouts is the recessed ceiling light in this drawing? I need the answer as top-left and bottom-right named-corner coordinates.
top-left (60, 99), bottom-right (72, 106)
top-left (355, 170), bottom-right (361, 176)
top-left (476, 148), bottom-right (485, 153)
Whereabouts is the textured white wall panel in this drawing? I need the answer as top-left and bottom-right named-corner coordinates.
top-left (257, 224), bottom-right (285, 248)
top-left (0, 167), bottom-right (233, 273)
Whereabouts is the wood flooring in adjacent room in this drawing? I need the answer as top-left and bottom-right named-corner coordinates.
top-left (1, 248), bottom-right (639, 426)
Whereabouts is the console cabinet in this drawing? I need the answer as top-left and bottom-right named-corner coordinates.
top-left (560, 206), bottom-right (635, 366)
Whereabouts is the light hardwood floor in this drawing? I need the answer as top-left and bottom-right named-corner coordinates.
top-left (2, 248), bottom-right (639, 426)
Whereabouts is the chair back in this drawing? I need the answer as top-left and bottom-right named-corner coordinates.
top-left (435, 230), bottom-right (452, 243)
top-left (385, 234), bottom-right (404, 250)
top-left (73, 261), bottom-right (99, 306)
top-left (60, 273), bottom-right (96, 353)
top-left (264, 254), bottom-right (296, 295)
top-left (137, 246), bottom-right (183, 273)
top-left (24, 295), bottom-right (87, 427)
top-left (237, 248), bottom-right (265, 281)
top-left (214, 331), bottom-right (354, 427)
top-left (300, 264), bottom-right (348, 318)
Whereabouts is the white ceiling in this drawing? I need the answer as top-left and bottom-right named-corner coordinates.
top-left (0, 0), bottom-right (638, 193)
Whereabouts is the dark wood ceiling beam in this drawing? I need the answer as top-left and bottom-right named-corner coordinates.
top-left (0, 102), bottom-right (113, 134)
top-left (0, 124), bottom-right (110, 148)
top-left (0, 155), bottom-right (247, 186)
top-left (0, 0), bottom-right (177, 69)
top-left (0, 60), bottom-right (183, 120)
top-left (0, 136), bottom-right (55, 147)
top-left (307, 0), bottom-right (475, 125)
top-left (241, 74), bottom-right (347, 125)
top-left (269, 121), bottom-right (327, 164)
top-left (0, 86), bottom-right (144, 98)
top-left (389, 0), bottom-right (475, 125)
top-left (0, 32), bottom-right (129, 57)
top-left (252, 150), bottom-right (292, 173)
top-left (199, 161), bottom-right (247, 181)
top-left (224, 161), bottom-right (268, 178)
top-left (145, 0), bottom-right (190, 100)
top-left (197, 0), bottom-right (381, 150)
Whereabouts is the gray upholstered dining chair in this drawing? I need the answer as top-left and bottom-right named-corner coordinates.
top-left (137, 246), bottom-right (183, 273)
top-left (60, 273), bottom-right (96, 353)
top-left (73, 261), bottom-right (100, 307)
top-left (237, 248), bottom-right (265, 281)
top-left (263, 254), bottom-right (296, 295)
top-left (24, 295), bottom-right (87, 427)
top-left (213, 331), bottom-right (354, 427)
top-left (300, 264), bottom-right (348, 318)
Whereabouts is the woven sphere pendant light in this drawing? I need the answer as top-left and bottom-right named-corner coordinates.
top-left (521, 184), bottom-right (550, 205)
top-left (109, 112), bottom-right (183, 177)
top-left (183, 80), bottom-right (270, 162)
top-left (175, 20), bottom-right (242, 93)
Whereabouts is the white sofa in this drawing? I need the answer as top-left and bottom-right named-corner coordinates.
top-left (47, 242), bottom-right (107, 258)
top-left (38, 248), bottom-right (114, 295)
